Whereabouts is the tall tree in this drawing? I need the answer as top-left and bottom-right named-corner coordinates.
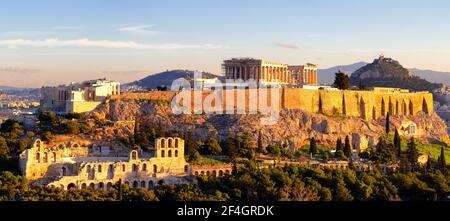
top-left (257, 131), bottom-right (263, 152)
top-left (399, 154), bottom-right (411, 174)
top-left (344, 135), bottom-right (352, 158)
top-left (309, 137), bottom-right (318, 157)
top-left (385, 112), bottom-right (390, 134)
top-left (336, 137), bottom-right (343, 152)
top-left (333, 71), bottom-right (350, 90)
top-left (394, 128), bottom-right (401, 157)
top-left (439, 146), bottom-right (447, 171)
top-left (0, 136), bottom-right (10, 161)
top-left (407, 138), bottom-right (418, 169)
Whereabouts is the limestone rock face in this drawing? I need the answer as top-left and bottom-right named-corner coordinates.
top-left (89, 99), bottom-right (448, 151)
top-left (352, 56), bottom-right (412, 80)
top-left (350, 56), bottom-right (441, 91)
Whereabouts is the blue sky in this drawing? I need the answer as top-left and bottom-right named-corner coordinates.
top-left (1, 0), bottom-right (450, 87)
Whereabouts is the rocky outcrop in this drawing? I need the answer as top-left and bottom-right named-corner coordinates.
top-left (89, 98), bottom-right (448, 151)
top-left (350, 56), bottom-right (441, 92)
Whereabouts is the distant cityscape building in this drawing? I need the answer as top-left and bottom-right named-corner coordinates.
top-left (40, 78), bottom-right (120, 114)
top-left (222, 58), bottom-right (318, 86)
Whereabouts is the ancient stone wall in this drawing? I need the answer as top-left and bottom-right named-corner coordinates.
top-left (112, 88), bottom-right (433, 120)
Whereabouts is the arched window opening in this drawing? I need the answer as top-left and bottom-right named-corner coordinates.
top-left (52, 152), bottom-right (56, 163)
top-left (141, 181), bottom-right (146, 188)
top-left (98, 165), bottom-right (102, 173)
top-left (153, 165), bottom-right (157, 173)
top-left (142, 164), bottom-right (147, 171)
top-left (175, 139), bottom-right (179, 148)
top-left (175, 150), bottom-right (179, 158)
top-left (168, 139), bottom-right (173, 148)
top-left (168, 150), bottom-right (172, 158)
top-left (89, 183), bottom-right (95, 190)
top-left (133, 181), bottom-right (139, 188)
top-left (81, 183), bottom-right (87, 189)
top-left (122, 164), bottom-right (126, 172)
top-left (36, 153), bottom-right (40, 163)
top-left (43, 152), bottom-right (48, 163)
top-left (68, 183), bottom-right (76, 190)
top-left (132, 164), bottom-right (138, 172)
top-left (98, 182), bottom-right (104, 190)
top-left (161, 150), bottom-right (165, 158)
top-left (61, 167), bottom-right (67, 176)
top-left (86, 165), bottom-right (91, 173)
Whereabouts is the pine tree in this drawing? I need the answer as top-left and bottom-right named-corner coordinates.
top-left (257, 131), bottom-right (263, 152)
top-left (333, 71), bottom-right (350, 90)
top-left (439, 146), bottom-right (447, 171)
top-left (344, 135), bottom-right (352, 158)
top-left (394, 128), bottom-right (401, 158)
top-left (117, 178), bottom-right (123, 201)
top-left (310, 138), bottom-right (318, 157)
top-left (0, 136), bottom-right (10, 161)
top-left (407, 138), bottom-right (418, 169)
top-left (426, 155), bottom-right (433, 172)
top-left (336, 137), bottom-right (343, 152)
top-left (386, 112), bottom-right (390, 134)
top-left (399, 154), bottom-right (411, 173)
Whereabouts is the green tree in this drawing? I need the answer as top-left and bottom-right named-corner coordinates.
top-left (38, 111), bottom-right (60, 128)
top-left (204, 137), bottom-right (222, 155)
top-left (439, 146), bottom-right (447, 172)
top-left (309, 138), bottom-right (318, 157)
top-left (344, 135), bottom-right (352, 158)
top-left (0, 136), bottom-right (10, 161)
top-left (407, 138), bottom-right (418, 170)
top-left (386, 112), bottom-right (390, 134)
top-left (336, 137), bottom-right (343, 152)
top-left (41, 131), bottom-right (54, 142)
top-left (399, 155), bottom-right (411, 173)
top-left (333, 71), bottom-right (350, 90)
top-left (394, 128), bottom-right (401, 157)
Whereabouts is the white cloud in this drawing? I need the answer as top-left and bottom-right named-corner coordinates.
top-left (1, 31), bottom-right (49, 37)
top-left (275, 43), bottom-right (300, 50)
top-left (118, 25), bottom-right (163, 36)
top-left (0, 38), bottom-right (223, 50)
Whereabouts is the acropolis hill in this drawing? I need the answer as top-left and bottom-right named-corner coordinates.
top-left (89, 87), bottom-right (447, 152)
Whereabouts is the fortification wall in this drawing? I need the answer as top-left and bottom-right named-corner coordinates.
top-left (113, 88), bottom-right (433, 120)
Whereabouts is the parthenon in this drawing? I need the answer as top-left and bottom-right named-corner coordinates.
top-left (223, 58), bottom-right (318, 85)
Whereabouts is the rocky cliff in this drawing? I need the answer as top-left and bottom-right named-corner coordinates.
top-left (88, 98), bottom-right (448, 151)
top-left (350, 56), bottom-right (441, 92)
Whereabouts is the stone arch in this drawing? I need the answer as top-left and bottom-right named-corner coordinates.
top-left (206, 171), bottom-right (210, 177)
top-left (36, 139), bottom-right (42, 149)
top-left (160, 138), bottom-right (166, 148)
top-left (122, 164), bottom-right (126, 172)
top-left (225, 170), bottom-right (231, 175)
top-left (124, 181), bottom-right (130, 187)
top-left (157, 180), bottom-right (165, 186)
top-left (61, 167), bottom-right (67, 176)
top-left (35, 152), bottom-right (40, 163)
top-left (43, 152), bottom-right (48, 163)
top-left (89, 183), bottom-right (95, 190)
top-left (153, 165), bottom-right (157, 173)
top-left (98, 165), bottom-right (102, 172)
top-left (142, 163), bottom-right (147, 171)
top-left (195, 171), bottom-right (199, 176)
top-left (175, 138), bottom-right (179, 148)
top-left (98, 182), bottom-right (104, 190)
top-left (140, 181), bottom-right (146, 188)
top-left (68, 183), bottom-right (76, 190)
top-left (200, 171), bottom-right (205, 176)
top-left (409, 100), bottom-right (414, 115)
top-left (168, 150), bottom-right (172, 158)
top-left (81, 183), bottom-right (87, 189)
top-left (381, 98), bottom-right (386, 117)
top-left (108, 164), bottom-right (114, 179)
top-left (161, 150), bottom-right (165, 158)
top-left (72, 143), bottom-right (79, 148)
top-left (160, 166), bottom-right (165, 173)
top-left (58, 144), bottom-right (65, 150)
top-left (360, 97), bottom-right (366, 120)
top-left (212, 170), bottom-right (217, 177)
top-left (175, 150), bottom-right (179, 157)
top-left (132, 164), bottom-right (138, 172)
top-left (219, 170), bottom-right (224, 177)
top-left (422, 98), bottom-right (429, 114)
top-left (133, 181), bottom-right (139, 188)
top-left (168, 138), bottom-right (173, 148)
top-left (148, 180), bottom-right (154, 189)
top-left (52, 152), bottom-right (56, 162)
top-left (86, 165), bottom-right (91, 173)
top-left (130, 150), bottom-right (138, 160)
top-left (106, 182), bottom-right (113, 190)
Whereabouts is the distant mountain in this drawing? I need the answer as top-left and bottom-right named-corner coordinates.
top-left (124, 70), bottom-right (222, 90)
top-left (318, 62), bottom-right (367, 84)
top-left (350, 56), bottom-right (441, 92)
top-left (411, 68), bottom-right (450, 86)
